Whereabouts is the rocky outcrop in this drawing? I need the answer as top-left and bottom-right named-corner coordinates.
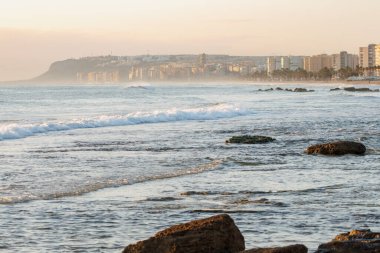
top-left (315, 229), bottom-right (380, 253)
top-left (258, 87), bottom-right (314, 92)
top-left (306, 141), bottom-right (366, 155)
top-left (293, 88), bottom-right (314, 92)
top-left (343, 87), bottom-right (379, 92)
top-left (240, 244), bottom-right (308, 253)
top-left (226, 135), bottom-right (275, 144)
top-left (122, 214), bottom-right (245, 253)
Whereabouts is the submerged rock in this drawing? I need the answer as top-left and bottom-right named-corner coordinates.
top-left (226, 135), bottom-right (275, 144)
top-left (123, 214), bottom-right (245, 253)
top-left (306, 141), bottom-right (366, 155)
top-left (330, 88), bottom-right (341, 91)
top-left (315, 229), bottom-right (380, 253)
top-left (240, 244), bottom-right (307, 253)
top-left (344, 87), bottom-right (379, 92)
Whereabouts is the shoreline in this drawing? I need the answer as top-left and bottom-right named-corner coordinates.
top-left (1, 79), bottom-right (380, 86)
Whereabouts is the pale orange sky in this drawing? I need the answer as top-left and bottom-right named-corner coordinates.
top-left (1, 0), bottom-right (379, 81)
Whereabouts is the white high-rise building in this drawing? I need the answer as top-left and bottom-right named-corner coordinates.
top-left (359, 47), bottom-right (369, 68)
top-left (360, 44), bottom-right (380, 76)
top-left (280, 56), bottom-right (290, 69)
top-left (267, 57), bottom-right (276, 75)
top-left (368, 44), bottom-right (376, 68)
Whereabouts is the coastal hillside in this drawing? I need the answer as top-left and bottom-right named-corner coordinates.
top-left (28, 54), bottom-right (268, 83)
top-left (32, 56), bottom-right (125, 83)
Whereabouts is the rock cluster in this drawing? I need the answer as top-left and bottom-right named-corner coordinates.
top-left (258, 87), bottom-right (314, 92)
top-left (315, 229), bottom-right (380, 253)
top-left (123, 215), bottom-right (379, 253)
top-left (330, 87), bottom-right (379, 92)
top-left (225, 135), bottom-right (276, 144)
top-left (306, 141), bottom-right (366, 155)
top-left (123, 214), bottom-right (245, 253)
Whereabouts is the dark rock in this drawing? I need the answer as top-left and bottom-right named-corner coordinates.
top-left (226, 135), bottom-right (276, 144)
top-left (123, 214), bottom-right (245, 253)
top-left (330, 88), bottom-right (341, 91)
top-left (315, 229), bottom-right (380, 253)
top-left (293, 88), bottom-right (314, 92)
top-left (240, 244), bottom-right (307, 253)
top-left (265, 88), bottom-right (274, 91)
top-left (285, 88), bottom-right (292, 91)
top-left (344, 87), bottom-right (356, 91)
top-left (344, 87), bottom-right (379, 92)
top-left (306, 141), bottom-right (366, 155)
top-left (293, 88), bottom-right (308, 92)
top-left (276, 87), bottom-right (283, 90)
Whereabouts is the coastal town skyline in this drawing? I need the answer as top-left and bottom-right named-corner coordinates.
top-left (1, 0), bottom-right (380, 81)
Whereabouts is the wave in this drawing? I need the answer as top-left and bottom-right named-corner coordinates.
top-left (0, 159), bottom-right (224, 204)
top-left (0, 103), bottom-right (250, 141)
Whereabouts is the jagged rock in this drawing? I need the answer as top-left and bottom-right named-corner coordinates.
top-left (226, 135), bottom-right (275, 144)
top-left (306, 141), bottom-right (366, 155)
top-left (240, 244), bottom-right (307, 253)
top-left (315, 229), bottom-right (380, 253)
top-left (344, 87), bottom-right (379, 92)
top-left (122, 214), bottom-right (245, 253)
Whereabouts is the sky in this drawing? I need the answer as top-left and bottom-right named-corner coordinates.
top-left (1, 0), bottom-right (379, 81)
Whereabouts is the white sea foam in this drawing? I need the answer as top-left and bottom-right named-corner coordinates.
top-left (0, 104), bottom-right (250, 141)
top-left (0, 159), bottom-right (224, 204)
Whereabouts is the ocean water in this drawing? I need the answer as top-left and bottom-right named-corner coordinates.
top-left (0, 82), bottom-right (379, 252)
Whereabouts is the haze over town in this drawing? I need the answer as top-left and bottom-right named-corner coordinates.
top-left (1, 0), bottom-right (380, 81)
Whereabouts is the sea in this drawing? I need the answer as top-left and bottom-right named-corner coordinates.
top-left (0, 82), bottom-right (379, 252)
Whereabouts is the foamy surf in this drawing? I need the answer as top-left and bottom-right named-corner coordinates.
top-left (0, 104), bottom-right (250, 141)
top-left (0, 159), bottom-right (224, 204)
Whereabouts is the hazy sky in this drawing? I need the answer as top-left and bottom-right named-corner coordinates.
top-left (1, 0), bottom-right (379, 81)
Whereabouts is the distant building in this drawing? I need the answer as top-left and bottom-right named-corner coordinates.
top-left (375, 45), bottom-right (380, 76)
top-left (289, 57), bottom-right (304, 70)
top-left (280, 56), bottom-right (290, 69)
top-left (333, 51), bottom-right (358, 70)
top-left (303, 56), bottom-right (311, 72)
top-left (198, 53), bottom-right (207, 67)
top-left (358, 44), bottom-right (380, 76)
top-left (359, 47), bottom-right (369, 68)
top-left (267, 57), bottom-right (276, 75)
top-left (303, 54), bottom-right (332, 72)
top-left (368, 44), bottom-right (376, 68)
top-left (88, 72), bottom-right (97, 83)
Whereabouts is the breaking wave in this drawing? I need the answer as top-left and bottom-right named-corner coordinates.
top-left (0, 103), bottom-right (250, 141)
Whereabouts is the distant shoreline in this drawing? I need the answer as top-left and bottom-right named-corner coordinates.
top-left (1, 79), bottom-right (379, 86)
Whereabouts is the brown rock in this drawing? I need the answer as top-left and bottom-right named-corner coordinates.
top-left (123, 214), bottom-right (245, 253)
top-left (306, 141), bottom-right (366, 155)
top-left (316, 229), bottom-right (380, 253)
top-left (240, 244), bottom-right (307, 253)
top-left (334, 229), bottom-right (380, 241)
